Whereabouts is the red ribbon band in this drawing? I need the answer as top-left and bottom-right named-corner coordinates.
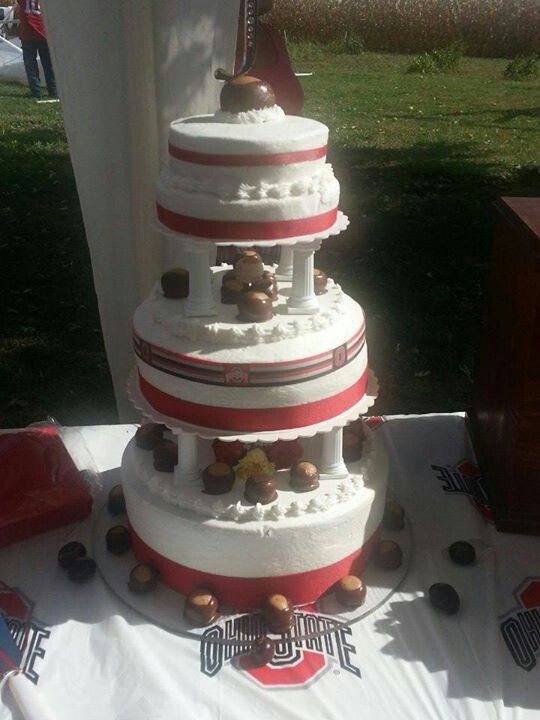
top-left (156, 204), bottom-right (338, 240)
top-left (168, 143), bottom-right (327, 167)
top-left (138, 370), bottom-right (368, 431)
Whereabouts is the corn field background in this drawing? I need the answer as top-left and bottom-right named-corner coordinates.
top-left (269, 0), bottom-right (539, 58)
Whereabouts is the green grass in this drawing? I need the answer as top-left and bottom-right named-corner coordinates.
top-left (1, 50), bottom-right (539, 424)
top-left (0, 83), bottom-right (116, 426)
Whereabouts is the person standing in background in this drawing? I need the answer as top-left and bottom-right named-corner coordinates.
top-left (17, 0), bottom-right (57, 100)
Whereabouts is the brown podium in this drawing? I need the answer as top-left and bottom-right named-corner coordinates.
top-left (468, 197), bottom-right (540, 535)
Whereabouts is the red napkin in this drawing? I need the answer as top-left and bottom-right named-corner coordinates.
top-left (0, 428), bottom-right (92, 547)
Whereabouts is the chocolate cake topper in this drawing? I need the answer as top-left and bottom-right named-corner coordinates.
top-left (215, 0), bottom-right (258, 81)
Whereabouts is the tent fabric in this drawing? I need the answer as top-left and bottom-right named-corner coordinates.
top-left (41, 1), bottom-right (240, 420)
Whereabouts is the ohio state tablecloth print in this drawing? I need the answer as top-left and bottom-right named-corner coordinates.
top-left (1, 415), bottom-right (539, 720)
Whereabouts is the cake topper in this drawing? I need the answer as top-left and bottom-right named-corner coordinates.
top-left (215, 0), bottom-right (258, 81)
top-left (215, 0), bottom-right (276, 112)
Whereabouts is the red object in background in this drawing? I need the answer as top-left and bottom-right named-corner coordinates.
top-left (0, 428), bottom-right (92, 547)
top-left (468, 197), bottom-right (540, 535)
top-left (17, 0), bottom-right (47, 42)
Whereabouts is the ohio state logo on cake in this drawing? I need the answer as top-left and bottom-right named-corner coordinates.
top-left (431, 459), bottom-right (494, 522)
top-left (500, 578), bottom-right (540, 671)
top-left (0, 582), bottom-right (50, 684)
top-left (332, 344), bottom-right (347, 369)
top-left (224, 365), bottom-right (250, 386)
top-left (199, 608), bottom-right (360, 689)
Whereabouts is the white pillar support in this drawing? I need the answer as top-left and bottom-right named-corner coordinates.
top-left (173, 430), bottom-right (201, 486)
top-left (275, 244), bottom-right (294, 280)
top-left (184, 239), bottom-right (217, 317)
top-left (287, 239), bottom-right (321, 314)
top-left (320, 427), bottom-right (349, 479)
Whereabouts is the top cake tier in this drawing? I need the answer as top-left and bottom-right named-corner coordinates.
top-left (156, 106), bottom-right (341, 244)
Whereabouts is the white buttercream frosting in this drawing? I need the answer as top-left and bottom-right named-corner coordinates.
top-left (160, 163), bottom-right (336, 203)
top-left (214, 104), bottom-right (285, 124)
top-left (147, 272), bottom-right (351, 348)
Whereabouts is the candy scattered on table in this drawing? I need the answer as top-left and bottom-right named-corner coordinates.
top-left (107, 484), bottom-right (126, 515)
top-left (428, 583), bottom-right (460, 615)
top-left (383, 499), bottom-right (405, 531)
top-left (239, 636), bottom-right (276, 669)
top-left (128, 563), bottom-right (159, 594)
top-left (335, 575), bottom-right (367, 608)
top-left (106, 526), bottom-right (131, 555)
top-left (263, 593), bottom-right (294, 633)
top-left (184, 588), bottom-right (219, 626)
top-left (448, 541), bottom-right (476, 566)
top-left (58, 541), bottom-right (87, 569)
top-left (68, 557), bottom-right (97, 584)
top-left (373, 540), bottom-right (403, 570)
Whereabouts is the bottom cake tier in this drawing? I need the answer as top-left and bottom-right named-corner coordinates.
top-left (121, 429), bottom-right (388, 611)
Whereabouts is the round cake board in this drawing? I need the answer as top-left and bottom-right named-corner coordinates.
top-left (94, 500), bottom-right (412, 645)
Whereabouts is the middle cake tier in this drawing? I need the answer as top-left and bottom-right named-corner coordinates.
top-left (133, 269), bottom-right (368, 435)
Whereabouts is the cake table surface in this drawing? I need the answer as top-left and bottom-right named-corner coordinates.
top-left (1, 413), bottom-right (539, 720)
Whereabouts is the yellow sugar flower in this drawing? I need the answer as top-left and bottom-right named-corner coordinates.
top-left (234, 447), bottom-right (275, 483)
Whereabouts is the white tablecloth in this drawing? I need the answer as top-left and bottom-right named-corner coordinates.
top-left (1, 414), bottom-right (539, 720)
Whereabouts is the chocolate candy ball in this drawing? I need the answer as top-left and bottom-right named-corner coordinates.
top-left (252, 271), bottom-right (278, 301)
top-left (153, 440), bottom-right (177, 473)
top-left (135, 423), bottom-right (165, 451)
top-left (67, 557), bottom-right (96, 584)
top-left (314, 268), bottom-right (328, 295)
top-left (373, 540), bottom-right (403, 570)
top-left (335, 575), bottom-right (367, 608)
top-left (184, 588), bottom-right (219, 626)
top-left (290, 461), bottom-right (320, 492)
top-left (58, 541), bottom-right (87, 569)
top-left (265, 439), bottom-right (303, 470)
top-left (429, 583), bottom-right (460, 615)
top-left (448, 541), bottom-right (476, 566)
top-left (238, 291), bottom-right (274, 323)
top-left (128, 563), bottom-right (159, 594)
top-left (235, 250), bottom-right (264, 284)
top-left (106, 526), bottom-right (131, 555)
top-left (342, 428), bottom-right (364, 462)
top-left (239, 636), bottom-right (276, 669)
top-left (202, 462), bottom-right (236, 495)
top-left (221, 273), bottom-right (248, 305)
top-left (212, 439), bottom-right (246, 466)
top-left (107, 484), bottom-right (126, 515)
top-left (244, 474), bottom-right (278, 505)
top-left (263, 593), bottom-right (294, 633)
top-left (161, 267), bottom-right (189, 299)
top-left (383, 499), bottom-right (405, 532)
top-left (220, 75), bottom-right (276, 113)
